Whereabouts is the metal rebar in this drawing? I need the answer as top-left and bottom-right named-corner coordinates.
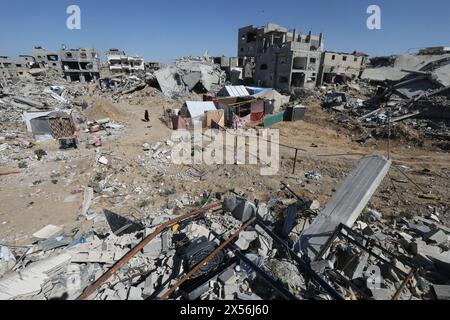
top-left (76, 202), bottom-right (221, 300)
top-left (160, 217), bottom-right (256, 300)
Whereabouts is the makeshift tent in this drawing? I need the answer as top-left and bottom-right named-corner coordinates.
top-left (250, 100), bottom-right (265, 122)
top-left (206, 110), bottom-right (225, 128)
top-left (23, 109), bottom-right (74, 141)
top-left (254, 89), bottom-right (291, 113)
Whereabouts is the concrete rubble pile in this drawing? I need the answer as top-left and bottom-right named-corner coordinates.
top-left (153, 55), bottom-right (226, 99)
top-left (100, 74), bottom-right (149, 99)
top-left (0, 69), bottom-right (126, 172)
top-left (315, 51), bottom-right (450, 144)
top-left (1, 153), bottom-right (448, 301)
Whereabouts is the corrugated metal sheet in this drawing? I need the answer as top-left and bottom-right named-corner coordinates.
top-left (226, 86), bottom-right (249, 97)
top-left (185, 101), bottom-right (217, 119)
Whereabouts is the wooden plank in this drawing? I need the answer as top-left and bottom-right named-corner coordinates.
top-left (264, 111), bottom-right (285, 127)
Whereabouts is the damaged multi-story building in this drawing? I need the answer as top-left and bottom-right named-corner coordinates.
top-left (106, 49), bottom-right (145, 75)
top-left (33, 46), bottom-right (62, 73)
top-left (145, 62), bottom-right (162, 73)
top-left (238, 23), bottom-right (324, 90)
top-left (0, 55), bottom-right (29, 84)
top-left (318, 51), bottom-right (368, 84)
top-left (212, 56), bottom-right (240, 83)
top-left (59, 47), bottom-right (101, 82)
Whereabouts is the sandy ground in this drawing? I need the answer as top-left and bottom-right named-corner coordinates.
top-left (1, 91), bottom-right (449, 246)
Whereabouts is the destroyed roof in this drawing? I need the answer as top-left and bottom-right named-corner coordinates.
top-left (434, 63), bottom-right (450, 87)
top-left (185, 101), bottom-right (217, 118)
top-left (361, 53), bottom-right (450, 82)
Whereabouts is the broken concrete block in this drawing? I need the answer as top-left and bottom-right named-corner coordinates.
top-left (235, 231), bottom-right (258, 251)
top-left (218, 267), bottom-right (236, 285)
top-left (298, 155), bottom-right (391, 258)
top-left (0, 253), bottom-right (71, 300)
top-left (432, 285), bottom-right (450, 300)
top-left (408, 223), bottom-right (431, 236)
top-left (355, 221), bottom-right (368, 230)
top-left (363, 225), bottom-right (381, 236)
top-left (255, 225), bottom-right (273, 257)
top-left (398, 232), bottom-right (414, 250)
top-left (70, 251), bottom-right (115, 264)
top-left (223, 283), bottom-right (239, 300)
top-left (281, 204), bottom-right (300, 237)
top-left (236, 292), bottom-right (262, 300)
top-left (142, 273), bottom-right (157, 297)
top-left (81, 187), bottom-right (94, 218)
top-left (101, 288), bottom-right (118, 300)
top-left (162, 232), bottom-right (171, 253)
top-left (424, 229), bottom-right (448, 245)
top-left (231, 198), bottom-right (256, 223)
top-left (351, 252), bottom-right (370, 280)
top-left (32, 225), bottom-right (63, 241)
top-left (310, 260), bottom-right (334, 273)
top-left (309, 200), bottom-right (321, 211)
top-left (128, 286), bottom-right (143, 301)
top-left (98, 156), bottom-right (109, 165)
top-left (114, 282), bottom-right (127, 300)
top-left (367, 209), bottom-right (382, 222)
top-left (143, 238), bottom-right (162, 257)
top-left (0, 246), bottom-right (16, 277)
top-left (411, 239), bottom-right (442, 258)
top-left (431, 250), bottom-right (450, 275)
top-left (370, 288), bottom-right (393, 300)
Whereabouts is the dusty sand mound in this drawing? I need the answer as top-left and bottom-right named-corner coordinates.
top-left (85, 99), bottom-right (128, 122)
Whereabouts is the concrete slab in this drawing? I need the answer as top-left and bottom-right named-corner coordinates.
top-left (432, 285), bottom-right (450, 300)
top-left (424, 229), bottom-right (448, 245)
top-left (297, 155), bottom-right (391, 259)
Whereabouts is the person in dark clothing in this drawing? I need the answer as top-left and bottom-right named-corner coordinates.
top-left (144, 110), bottom-right (150, 122)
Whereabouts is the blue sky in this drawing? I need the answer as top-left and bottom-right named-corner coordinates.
top-left (0, 0), bottom-right (449, 63)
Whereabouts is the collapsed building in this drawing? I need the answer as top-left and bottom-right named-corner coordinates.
top-left (106, 49), bottom-right (145, 75)
top-left (0, 56), bottom-right (29, 85)
top-left (238, 23), bottom-right (324, 90)
top-left (212, 56), bottom-right (240, 83)
top-left (33, 46), bottom-right (62, 72)
top-left (153, 55), bottom-right (226, 99)
top-left (145, 62), bottom-right (162, 73)
top-left (59, 47), bottom-right (101, 82)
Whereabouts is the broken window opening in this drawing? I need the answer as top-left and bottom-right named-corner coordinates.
top-left (47, 55), bottom-right (58, 61)
top-left (291, 73), bottom-right (305, 87)
top-left (246, 32), bottom-right (257, 43)
top-left (293, 57), bottom-right (308, 70)
top-left (279, 76), bottom-right (289, 84)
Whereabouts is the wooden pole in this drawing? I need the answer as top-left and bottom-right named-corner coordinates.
top-left (292, 149), bottom-right (299, 174)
